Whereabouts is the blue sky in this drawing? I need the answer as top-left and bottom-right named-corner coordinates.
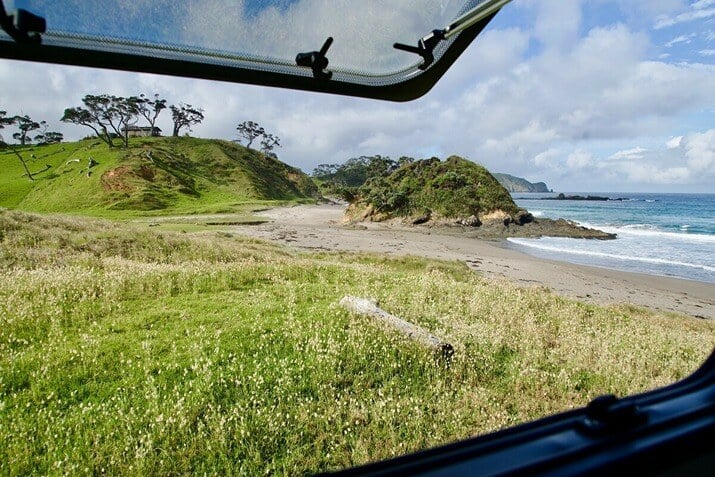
top-left (1, 0), bottom-right (714, 192)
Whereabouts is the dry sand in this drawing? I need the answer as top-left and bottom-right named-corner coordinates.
top-left (232, 204), bottom-right (714, 320)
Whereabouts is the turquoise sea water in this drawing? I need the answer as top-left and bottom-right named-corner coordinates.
top-left (508, 193), bottom-right (715, 284)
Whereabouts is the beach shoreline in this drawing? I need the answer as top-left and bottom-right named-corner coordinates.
top-left (231, 203), bottom-right (714, 320)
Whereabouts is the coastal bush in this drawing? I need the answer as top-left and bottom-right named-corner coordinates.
top-left (1, 210), bottom-right (713, 475)
top-left (355, 155), bottom-right (519, 220)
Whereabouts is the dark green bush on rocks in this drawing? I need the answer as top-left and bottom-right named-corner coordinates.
top-left (357, 155), bottom-right (519, 219)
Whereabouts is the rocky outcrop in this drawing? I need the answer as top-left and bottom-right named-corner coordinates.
top-left (512, 209), bottom-right (534, 225)
top-left (550, 193), bottom-right (608, 201)
top-left (542, 193), bottom-right (630, 201)
top-left (459, 217), bottom-right (616, 240)
top-left (456, 215), bottom-right (481, 227)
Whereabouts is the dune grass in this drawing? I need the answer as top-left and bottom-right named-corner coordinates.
top-left (1, 209), bottom-right (713, 475)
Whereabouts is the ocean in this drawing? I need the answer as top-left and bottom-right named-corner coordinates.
top-left (507, 193), bottom-right (715, 284)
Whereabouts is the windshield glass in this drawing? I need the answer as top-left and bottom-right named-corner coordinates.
top-left (8, 0), bottom-right (487, 76)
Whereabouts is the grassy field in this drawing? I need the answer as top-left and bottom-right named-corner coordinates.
top-left (1, 209), bottom-right (713, 475)
top-left (0, 137), bottom-right (316, 218)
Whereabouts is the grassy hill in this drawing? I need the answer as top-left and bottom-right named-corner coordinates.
top-left (349, 155), bottom-right (520, 222)
top-left (0, 137), bottom-right (317, 216)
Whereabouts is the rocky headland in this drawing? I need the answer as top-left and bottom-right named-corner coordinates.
top-left (493, 172), bottom-right (550, 193)
top-left (342, 156), bottom-right (616, 240)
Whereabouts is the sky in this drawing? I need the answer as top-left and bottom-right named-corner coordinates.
top-left (1, 0), bottom-right (714, 193)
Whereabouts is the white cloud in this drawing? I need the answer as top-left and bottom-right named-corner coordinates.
top-left (436, 27), bottom-right (531, 92)
top-left (482, 121), bottom-right (560, 155)
top-left (600, 61), bottom-right (715, 119)
top-left (533, 148), bottom-right (561, 168)
top-left (609, 147), bottom-right (647, 160)
top-left (700, 49), bottom-right (715, 55)
top-left (665, 33), bottom-right (696, 47)
top-left (684, 129), bottom-right (715, 173)
top-left (515, 128), bottom-right (715, 190)
top-left (620, 163), bottom-right (691, 184)
top-left (587, 129), bottom-right (713, 187)
top-left (693, 0), bottom-right (715, 9)
top-left (666, 135), bottom-right (683, 148)
top-left (532, 0), bottom-right (582, 51)
top-left (654, 2), bottom-right (715, 29)
top-left (566, 149), bottom-right (594, 169)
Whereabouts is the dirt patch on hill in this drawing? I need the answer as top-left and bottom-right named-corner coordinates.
top-left (101, 166), bottom-right (136, 193)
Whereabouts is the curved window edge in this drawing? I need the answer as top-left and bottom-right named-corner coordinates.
top-left (0, 11), bottom-right (498, 102)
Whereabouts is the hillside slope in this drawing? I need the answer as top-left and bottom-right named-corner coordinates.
top-left (493, 173), bottom-right (550, 193)
top-left (0, 137), bottom-right (316, 215)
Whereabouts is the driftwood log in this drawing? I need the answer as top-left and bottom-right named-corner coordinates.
top-left (339, 296), bottom-right (454, 358)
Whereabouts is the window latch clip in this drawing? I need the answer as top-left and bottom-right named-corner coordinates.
top-left (296, 37), bottom-right (333, 80)
top-left (0, 3), bottom-right (46, 44)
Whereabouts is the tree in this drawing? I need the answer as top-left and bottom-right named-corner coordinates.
top-left (113, 96), bottom-right (141, 147)
top-left (34, 121), bottom-right (63, 145)
top-left (136, 93), bottom-right (166, 135)
top-left (36, 131), bottom-right (63, 145)
top-left (0, 111), bottom-right (40, 180)
top-left (62, 104), bottom-right (112, 147)
top-left (310, 155), bottom-right (399, 200)
top-left (11, 115), bottom-right (40, 145)
top-left (311, 163), bottom-right (340, 178)
top-left (260, 133), bottom-right (281, 155)
top-left (236, 120), bottom-right (264, 149)
top-left (397, 156), bottom-right (415, 167)
top-left (170, 103), bottom-right (204, 136)
top-left (61, 94), bottom-right (140, 148)
top-left (0, 110), bottom-right (13, 144)
top-left (366, 154), bottom-right (398, 178)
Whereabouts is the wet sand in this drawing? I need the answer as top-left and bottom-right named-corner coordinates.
top-left (232, 204), bottom-right (714, 319)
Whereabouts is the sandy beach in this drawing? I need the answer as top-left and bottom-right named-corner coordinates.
top-left (232, 203), bottom-right (714, 320)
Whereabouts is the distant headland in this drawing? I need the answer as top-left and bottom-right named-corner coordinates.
top-left (493, 173), bottom-right (551, 193)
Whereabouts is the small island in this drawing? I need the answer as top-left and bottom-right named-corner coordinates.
top-left (336, 156), bottom-right (616, 240)
top-left (542, 193), bottom-right (629, 201)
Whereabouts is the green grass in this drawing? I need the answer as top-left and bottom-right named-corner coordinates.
top-left (0, 137), bottom-right (317, 218)
top-left (1, 209), bottom-right (713, 475)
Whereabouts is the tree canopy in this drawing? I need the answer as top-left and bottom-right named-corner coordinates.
top-left (0, 110), bottom-right (13, 144)
top-left (11, 115), bottom-right (40, 146)
top-left (312, 155), bottom-right (400, 187)
top-left (310, 155), bottom-right (407, 201)
top-left (61, 94), bottom-right (140, 148)
top-left (137, 94), bottom-right (166, 135)
top-left (34, 121), bottom-right (64, 145)
top-left (1, 110), bottom-right (62, 147)
top-left (236, 121), bottom-right (264, 149)
top-left (170, 104), bottom-right (204, 137)
top-left (260, 133), bottom-right (281, 155)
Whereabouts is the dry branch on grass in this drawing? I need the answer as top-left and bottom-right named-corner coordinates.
top-left (340, 295), bottom-right (454, 358)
